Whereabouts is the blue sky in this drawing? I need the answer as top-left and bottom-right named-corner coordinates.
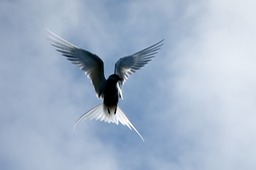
top-left (1, 0), bottom-right (256, 170)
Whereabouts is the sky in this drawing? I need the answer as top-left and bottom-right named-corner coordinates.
top-left (1, 0), bottom-right (256, 170)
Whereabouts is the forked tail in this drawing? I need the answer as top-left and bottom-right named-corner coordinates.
top-left (73, 104), bottom-right (144, 141)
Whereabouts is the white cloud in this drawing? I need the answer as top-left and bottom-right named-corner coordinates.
top-left (162, 0), bottom-right (256, 169)
top-left (1, 0), bottom-right (256, 170)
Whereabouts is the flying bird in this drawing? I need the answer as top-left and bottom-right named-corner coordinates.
top-left (46, 29), bottom-right (164, 141)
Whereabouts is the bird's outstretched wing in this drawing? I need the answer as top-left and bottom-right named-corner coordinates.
top-left (114, 39), bottom-right (164, 87)
top-left (46, 29), bottom-right (106, 98)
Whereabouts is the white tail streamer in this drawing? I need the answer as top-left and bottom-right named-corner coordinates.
top-left (73, 104), bottom-right (144, 141)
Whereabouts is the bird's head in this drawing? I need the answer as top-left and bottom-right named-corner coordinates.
top-left (108, 74), bottom-right (123, 83)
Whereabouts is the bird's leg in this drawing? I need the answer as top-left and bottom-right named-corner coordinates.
top-left (107, 108), bottom-right (110, 114)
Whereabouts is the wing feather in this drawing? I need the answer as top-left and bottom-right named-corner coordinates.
top-left (114, 39), bottom-right (164, 86)
top-left (46, 29), bottom-right (106, 98)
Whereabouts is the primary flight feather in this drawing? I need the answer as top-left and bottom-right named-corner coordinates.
top-left (46, 28), bottom-right (164, 141)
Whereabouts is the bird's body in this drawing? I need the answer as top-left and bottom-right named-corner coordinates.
top-left (103, 74), bottom-right (122, 114)
top-left (46, 28), bottom-right (163, 141)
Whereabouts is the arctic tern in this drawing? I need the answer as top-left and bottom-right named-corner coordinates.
top-left (46, 29), bottom-right (163, 141)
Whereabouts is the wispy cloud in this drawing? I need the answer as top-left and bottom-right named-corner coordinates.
top-left (1, 0), bottom-right (256, 170)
